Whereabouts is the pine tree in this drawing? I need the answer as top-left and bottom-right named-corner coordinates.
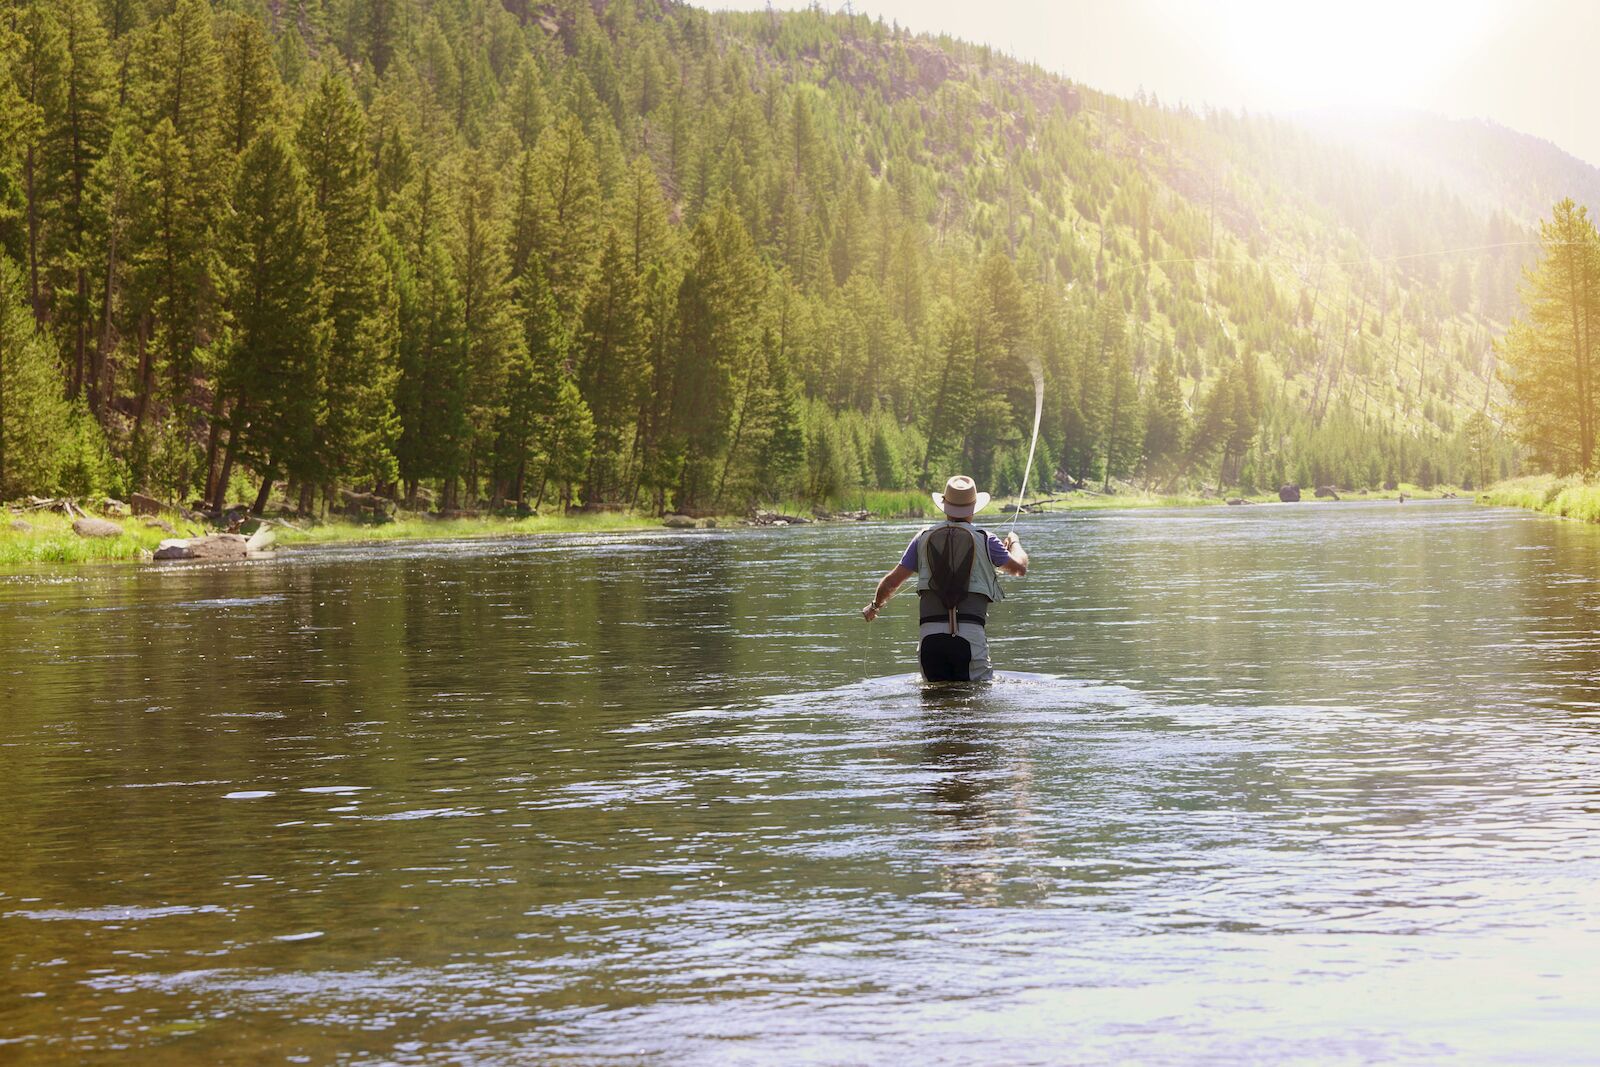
top-left (14, 0), bottom-right (65, 323)
top-left (392, 166), bottom-right (468, 505)
top-left (669, 196), bottom-right (765, 510)
top-left (125, 117), bottom-right (215, 481)
top-left (514, 115), bottom-right (601, 326)
top-left (754, 327), bottom-right (806, 499)
top-left (920, 296), bottom-right (976, 487)
top-left (0, 11), bottom-right (38, 263)
top-left (0, 255), bottom-right (77, 497)
top-left (1099, 314), bottom-right (1141, 491)
top-left (42, 0), bottom-right (114, 401)
top-left (218, 13), bottom-right (280, 158)
top-left (456, 149), bottom-right (521, 505)
top-left (125, 0), bottom-right (224, 466)
top-left (297, 71), bottom-right (400, 493)
top-left (577, 226), bottom-right (645, 504)
top-left (1141, 348), bottom-right (1187, 487)
top-left (213, 127), bottom-right (326, 512)
top-left (1498, 199), bottom-right (1600, 473)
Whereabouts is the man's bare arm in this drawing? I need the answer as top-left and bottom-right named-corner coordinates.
top-left (1000, 532), bottom-right (1029, 576)
top-left (863, 564), bottom-right (915, 621)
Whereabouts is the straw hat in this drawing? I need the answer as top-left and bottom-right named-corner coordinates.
top-left (932, 475), bottom-right (991, 519)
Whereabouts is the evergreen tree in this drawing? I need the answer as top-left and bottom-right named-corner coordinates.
top-left (41, 0), bottom-right (114, 402)
top-left (1099, 310), bottom-right (1141, 490)
top-left (669, 196), bottom-right (765, 510)
top-left (212, 127), bottom-right (326, 512)
top-left (392, 167), bottom-right (468, 504)
top-left (1498, 198), bottom-right (1600, 473)
top-left (1142, 348), bottom-right (1187, 486)
top-left (0, 255), bottom-right (77, 497)
top-left (297, 70), bottom-right (400, 493)
top-left (577, 226), bottom-right (645, 504)
top-left (218, 13), bottom-right (280, 158)
top-left (456, 148), bottom-right (521, 505)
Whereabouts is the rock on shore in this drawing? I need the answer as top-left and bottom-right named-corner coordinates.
top-left (153, 528), bottom-right (274, 561)
top-left (72, 516), bottom-right (123, 538)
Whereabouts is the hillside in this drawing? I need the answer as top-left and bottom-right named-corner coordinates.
top-left (1299, 108), bottom-right (1600, 228)
top-left (0, 0), bottom-right (1535, 515)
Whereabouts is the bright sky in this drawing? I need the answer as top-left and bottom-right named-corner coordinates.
top-left (713, 0), bottom-right (1600, 168)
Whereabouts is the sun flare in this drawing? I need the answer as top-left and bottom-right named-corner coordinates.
top-left (1198, 0), bottom-right (1499, 110)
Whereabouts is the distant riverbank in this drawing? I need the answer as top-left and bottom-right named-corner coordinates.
top-left (1477, 475), bottom-right (1600, 524)
top-left (1, 483), bottom-right (1465, 566)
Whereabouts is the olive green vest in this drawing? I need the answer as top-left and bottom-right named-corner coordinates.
top-left (914, 520), bottom-right (1005, 606)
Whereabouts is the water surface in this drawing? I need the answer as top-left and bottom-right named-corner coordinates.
top-left (4, 500), bottom-right (1600, 1063)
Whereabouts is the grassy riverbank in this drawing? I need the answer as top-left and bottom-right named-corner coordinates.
top-left (0, 508), bottom-right (673, 564)
top-left (270, 511), bottom-right (671, 546)
top-left (1478, 475), bottom-right (1600, 523)
top-left (0, 511), bottom-right (203, 565)
top-left (2, 483), bottom-right (1469, 566)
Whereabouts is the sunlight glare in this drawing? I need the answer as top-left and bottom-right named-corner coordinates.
top-left (1208, 0), bottom-right (1498, 109)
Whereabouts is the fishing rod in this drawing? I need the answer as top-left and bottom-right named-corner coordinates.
top-left (1006, 356), bottom-right (1045, 534)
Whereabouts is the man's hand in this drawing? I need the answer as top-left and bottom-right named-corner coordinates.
top-left (1000, 531), bottom-right (1028, 576)
top-left (867, 565), bottom-right (913, 622)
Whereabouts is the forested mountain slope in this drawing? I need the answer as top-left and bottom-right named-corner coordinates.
top-left (1301, 109), bottom-right (1600, 230)
top-left (0, 0), bottom-right (1535, 513)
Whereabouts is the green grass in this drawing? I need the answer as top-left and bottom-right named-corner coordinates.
top-left (0, 510), bottom-right (203, 564)
top-left (272, 511), bottom-right (671, 546)
top-left (3, 482), bottom-right (1476, 568)
top-left (1478, 475), bottom-right (1600, 522)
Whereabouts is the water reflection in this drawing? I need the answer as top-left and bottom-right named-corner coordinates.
top-left (5, 503), bottom-right (1600, 1062)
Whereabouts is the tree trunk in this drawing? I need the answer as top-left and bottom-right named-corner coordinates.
top-left (132, 318), bottom-right (153, 426)
top-left (252, 470), bottom-right (275, 515)
top-left (212, 404), bottom-right (246, 512)
top-left (202, 392), bottom-right (226, 502)
top-left (92, 230), bottom-right (117, 419)
top-left (71, 269), bottom-right (88, 400)
top-left (25, 145), bottom-right (41, 322)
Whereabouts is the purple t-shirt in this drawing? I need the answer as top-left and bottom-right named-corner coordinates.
top-left (900, 526), bottom-right (1011, 571)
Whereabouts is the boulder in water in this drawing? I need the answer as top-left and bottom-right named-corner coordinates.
top-left (1278, 484), bottom-right (1301, 502)
top-left (153, 533), bottom-right (252, 561)
top-left (153, 539), bottom-right (192, 560)
top-left (72, 516), bottom-right (123, 538)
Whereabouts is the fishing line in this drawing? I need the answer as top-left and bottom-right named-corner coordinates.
top-left (1007, 356), bottom-right (1046, 534)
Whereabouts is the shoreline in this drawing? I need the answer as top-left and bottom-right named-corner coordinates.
top-left (1476, 476), bottom-right (1600, 524)
top-left (0, 484), bottom-right (1466, 567)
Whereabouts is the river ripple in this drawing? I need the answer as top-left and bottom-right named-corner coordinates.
top-left (3, 500), bottom-right (1600, 1063)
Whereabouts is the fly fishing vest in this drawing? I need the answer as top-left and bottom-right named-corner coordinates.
top-left (914, 521), bottom-right (1005, 634)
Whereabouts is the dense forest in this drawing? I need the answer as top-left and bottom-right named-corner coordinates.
top-left (0, 0), bottom-right (1542, 515)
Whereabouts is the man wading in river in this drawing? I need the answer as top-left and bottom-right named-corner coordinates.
top-left (862, 475), bottom-right (1029, 682)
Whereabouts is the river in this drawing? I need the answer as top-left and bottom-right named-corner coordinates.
top-left (3, 500), bottom-right (1599, 1063)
